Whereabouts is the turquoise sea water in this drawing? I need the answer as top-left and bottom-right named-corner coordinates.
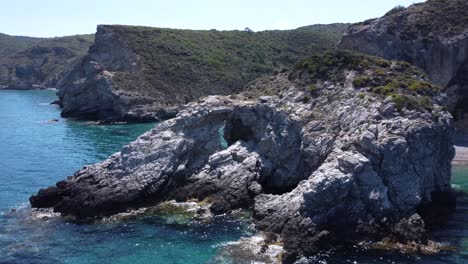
top-left (1, 90), bottom-right (468, 264)
top-left (0, 90), bottom-right (247, 264)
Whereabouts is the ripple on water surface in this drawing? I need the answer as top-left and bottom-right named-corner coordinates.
top-left (0, 90), bottom-right (248, 264)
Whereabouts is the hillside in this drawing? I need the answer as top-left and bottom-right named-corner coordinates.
top-left (57, 23), bottom-right (349, 122)
top-left (0, 33), bottom-right (43, 56)
top-left (338, 0), bottom-right (468, 126)
top-left (0, 34), bottom-right (94, 89)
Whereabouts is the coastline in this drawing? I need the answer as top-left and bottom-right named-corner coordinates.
top-left (454, 134), bottom-right (468, 165)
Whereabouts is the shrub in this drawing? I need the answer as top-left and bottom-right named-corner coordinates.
top-left (372, 86), bottom-right (395, 96)
top-left (385, 5), bottom-right (406, 16)
top-left (391, 94), bottom-right (416, 111)
top-left (376, 59), bottom-right (391, 68)
top-left (396, 61), bottom-right (412, 70)
top-left (408, 80), bottom-right (436, 95)
top-left (353, 75), bottom-right (370, 88)
top-left (417, 96), bottom-right (433, 110)
top-left (358, 59), bottom-right (371, 69)
top-left (307, 84), bottom-right (319, 93)
top-left (294, 50), bottom-right (394, 81)
top-left (374, 68), bottom-right (386, 76)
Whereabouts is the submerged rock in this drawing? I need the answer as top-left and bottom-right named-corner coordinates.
top-left (31, 51), bottom-right (456, 262)
top-left (102, 200), bottom-right (213, 224)
top-left (213, 233), bottom-right (284, 264)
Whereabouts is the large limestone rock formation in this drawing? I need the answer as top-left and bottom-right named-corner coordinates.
top-left (31, 51), bottom-right (455, 262)
top-left (338, 0), bottom-right (468, 124)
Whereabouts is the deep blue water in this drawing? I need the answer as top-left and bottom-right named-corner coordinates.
top-left (1, 90), bottom-right (468, 264)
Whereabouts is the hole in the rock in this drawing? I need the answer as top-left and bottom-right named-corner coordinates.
top-left (224, 118), bottom-right (254, 146)
top-left (218, 124), bottom-right (229, 149)
top-left (218, 115), bottom-right (312, 195)
top-left (260, 165), bottom-right (310, 195)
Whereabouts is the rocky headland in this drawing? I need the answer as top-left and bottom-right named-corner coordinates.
top-left (0, 34), bottom-right (94, 90)
top-left (31, 51), bottom-right (456, 262)
top-left (338, 0), bottom-right (468, 127)
top-left (56, 24), bottom-right (349, 122)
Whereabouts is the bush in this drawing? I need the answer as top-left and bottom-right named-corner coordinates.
top-left (374, 68), bottom-right (386, 76)
top-left (307, 84), bottom-right (319, 94)
top-left (376, 59), bottom-right (391, 68)
top-left (417, 96), bottom-right (433, 110)
top-left (385, 5), bottom-right (406, 16)
top-left (372, 86), bottom-right (395, 96)
top-left (358, 59), bottom-right (371, 69)
top-left (353, 75), bottom-right (370, 88)
top-left (391, 94), bottom-right (416, 111)
top-left (395, 61), bottom-right (412, 71)
top-left (408, 80), bottom-right (436, 95)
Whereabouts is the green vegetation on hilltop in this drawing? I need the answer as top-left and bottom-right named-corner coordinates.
top-left (33, 34), bottom-right (94, 53)
top-left (294, 50), bottom-right (391, 81)
top-left (104, 24), bottom-right (349, 98)
top-left (0, 34), bottom-right (94, 89)
top-left (383, 0), bottom-right (468, 39)
top-left (0, 33), bottom-right (43, 56)
top-left (293, 50), bottom-right (440, 112)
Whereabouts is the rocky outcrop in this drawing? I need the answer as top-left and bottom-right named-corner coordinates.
top-left (56, 24), bottom-right (349, 122)
top-left (31, 51), bottom-right (455, 262)
top-left (338, 0), bottom-right (468, 124)
top-left (0, 34), bottom-right (94, 90)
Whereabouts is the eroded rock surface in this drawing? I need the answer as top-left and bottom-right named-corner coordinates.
top-left (31, 51), bottom-right (455, 262)
top-left (338, 0), bottom-right (468, 123)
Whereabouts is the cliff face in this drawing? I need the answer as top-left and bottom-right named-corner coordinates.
top-left (338, 0), bottom-right (468, 122)
top-left (31, 51), bottom-right (455, 262)
top-left (57, 24), bottom-right (349, 122)
top-left (0, 35), bottom-right (94, 90)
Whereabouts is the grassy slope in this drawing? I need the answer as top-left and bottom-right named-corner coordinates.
top-left (0, 33), bottom-right (43, 56)
top-left (105, 24), bottom-right (349, 103)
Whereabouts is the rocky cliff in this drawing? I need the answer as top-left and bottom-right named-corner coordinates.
top-left (31, 51), bottom-right (455, 262)
top-left (57, 24), bottom-right (349, 122)
top-left (0, 34), bottom-right (94, 90)
top-left (338, 0), bottom-right (468, 124)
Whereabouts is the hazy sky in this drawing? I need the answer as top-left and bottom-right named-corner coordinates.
top-left (2, 0), bottom-right (425, 37)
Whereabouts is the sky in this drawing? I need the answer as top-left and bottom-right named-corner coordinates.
top-left (1, 0), bottom-right (426, 38)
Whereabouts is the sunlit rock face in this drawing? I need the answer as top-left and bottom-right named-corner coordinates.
top-left (339, 0), bottom-right (468, 124)
top-left (31, 51), bottom-right (455, 262)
